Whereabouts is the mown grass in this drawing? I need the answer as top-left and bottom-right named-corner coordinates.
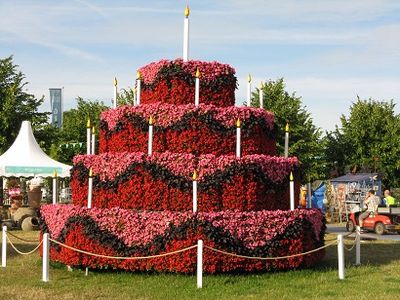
top-left (0, 231), bottom-right (399, 300)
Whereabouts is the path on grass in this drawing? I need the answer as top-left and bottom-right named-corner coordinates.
top-left (326, 224), bottom-right (400, 241)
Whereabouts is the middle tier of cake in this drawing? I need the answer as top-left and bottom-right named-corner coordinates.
top-left (99, 103), bottom-right (277, 156)
top-left (71, 152), bottom-right (298, 211)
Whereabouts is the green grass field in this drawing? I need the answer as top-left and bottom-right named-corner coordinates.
top-left (0, 231), bottom-right (399, 300)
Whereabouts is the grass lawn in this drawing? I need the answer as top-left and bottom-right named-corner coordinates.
top-left (1, 230), bottom-right (400, 300)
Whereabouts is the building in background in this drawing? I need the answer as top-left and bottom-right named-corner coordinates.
top-left (49, 88), bottom-right (63, 128)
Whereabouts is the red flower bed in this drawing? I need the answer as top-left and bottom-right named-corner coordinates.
top-left (40, 205), bottom-right (326, 273)
top-left (71, 152), bottom-right (298, 211)
top-left (99, 103), bottom-right (276, 156)
top-left (138, 59), bottom-right (237, 106)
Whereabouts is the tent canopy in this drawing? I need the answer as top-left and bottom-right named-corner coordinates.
top-left (330, 173), bottom-right (380, 183)
top-left (0, 121), bottom-right (71, 177)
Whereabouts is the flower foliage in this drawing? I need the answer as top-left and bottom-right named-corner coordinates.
top-left (71, 152), bottom-right (298, 211)
top-left (137, 59), bottom-right (237, 107)
top-left (40, 204), bottom-right (326, 273)
top-left (99, 103), bottom-right (276, 156)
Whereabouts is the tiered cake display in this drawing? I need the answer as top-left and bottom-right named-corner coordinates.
top-left (40, 58), bottom-right (326, 273)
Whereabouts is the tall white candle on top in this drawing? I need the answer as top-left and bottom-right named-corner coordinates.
top-left (113, 77), bottom-right (118, 109)
top-left (88, 168), bottom-right (93, 209)
top-left (284, 123), bottom-right (289, 158)
top-left (192, 170), bottom-right (198, 213)
top-left (183, 6), bottom-right (190, 62)
top-left (91, 126), bottom-right (96, 155)
top-left (148, 116), bottom-right (153, 156)
top-left (236, 119), bottom-right (241, 158)
top-left (246, 74), bottom-right (252, 107)
top-left (52, 170), bottom-right (58, 205)
top-left (195, 68), bottom-right (200, 106)
top-left (136, 71), bottom-right (141, 106)
top-left (86, 119), bottom-right (91, 155)
top-left (290, 172), bottom-right (295, 211)
top-left (259, 81), bottom-right (264, 108)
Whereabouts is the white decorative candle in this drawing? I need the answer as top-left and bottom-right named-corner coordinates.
top-left (284, 123), bottom-right (289, 158)
top-left (236, 119), bottom-right (241, 158)
top-left (86, 119), bottom-right (91, 155)
top-left (113, 77), bottom-right (118, 109)
top-left (246, 74), bottom-right (252, 106)
top-left (192, 170), bottom-right (198, 213)
top-left (136, 71), bottom-right (141, 106)
top-left (290, 172), bottom-right (295, 211)
top-left (91, 126), bottom-right (96, 155)
top-left (195, 68), bottom-right (200, 106)
top-left (259, 81), bottom-right (264, 108)
top-left (148, 116), bottom-right (153, 156)
top-left (88, 168), bottom-right (93, 209)
top-left (52, 170), bottom-right (57, 205)
top-left (183, 6), bottom-right (190, 62)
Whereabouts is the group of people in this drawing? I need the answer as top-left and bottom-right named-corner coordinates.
top-left (359, 189), bottom-right (397, 227)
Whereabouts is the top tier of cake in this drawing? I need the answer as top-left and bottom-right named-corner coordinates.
top-left (138, 59), bottom-right (236, 107)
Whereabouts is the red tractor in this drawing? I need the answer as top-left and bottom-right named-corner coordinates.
top-left (346, 207), bottom-right (400, 235)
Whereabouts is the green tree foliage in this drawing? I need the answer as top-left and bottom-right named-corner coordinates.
top-left (117, 88), bottom-right (135, 106)
top-left (251, 78), bottom-right (325, 182)
top-left (336, 98), bottom-right (400, 187)
top-left (54, 97), bottom-right (108, 163)
top-left (0, 56), bottom-right (50, 153)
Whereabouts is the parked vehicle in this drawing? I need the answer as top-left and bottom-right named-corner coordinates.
top-left (346, 207), bottom-right (400, 235)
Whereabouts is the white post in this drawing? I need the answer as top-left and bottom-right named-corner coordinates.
top-left (52, 171), bottom-right (58, 205)
top-left (356, 225), bottom-right (361, 265)
top-left (290, 172), bottom-right (295, 211)
top-left (259, 82), bottom-right (264, 108)
top-left (113, 77), bottom-right (118, 109)
top-left (246, 74), bottom-right (252, 106)
top-left (136, 71), bottom-right (141, 106)
top-left (88, 168), bottom-right (93, 209)
top-left (1, 225), bottom-right (6, 268)
top-left (284, 123), bottom-right (289, 158)
top-left (148, 117), bottom-right (153, 156)
top-left (91, 126), bottom-right (96, 155)
top-left (42, 233), bottom-right (49, 282)
top-left (236, 119), bottom-right (241, 158)
top-left (195, 68), bottom-right (200, 106)
top-left (183, 6), bottom-right (190, 62)
top-left (337, 234), bottom-right (345, 280)
top-left (192, 171), bottom-right (198, 213)
top-left (197, 239), bottom-right (203, 289)
top-left (86, 119), bottom-right (91, 155)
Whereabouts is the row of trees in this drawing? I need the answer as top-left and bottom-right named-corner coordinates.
top-left (1, 56), bottom-right (399, 187)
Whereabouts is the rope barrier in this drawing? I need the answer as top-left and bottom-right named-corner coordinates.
top-left (6, 231), bottom-right (40, 243)
top-left (204, 240), bottom-right (337, 261)
top-left (49, 238), bottom-right (197, 260)
top-left (6, 234), bottom-right (43, 255)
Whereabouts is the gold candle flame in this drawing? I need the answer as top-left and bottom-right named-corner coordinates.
top-left (290, 172), bottom-right (294, 181)
top-left (89, 168), bottom-right (93, 177)
top-left (52, 170), bottom-right (57, 178)
top-left (113, 77), bottom-right (118, 86)
top-left (195, 68), bottom-right (200, 78)
top-left (236, 119), bottom-right (241, 128)
top-left (185, 5), bottom-right (190, 17)
top-left (86, 119), bottom-right (91, 128)
top-left (192, 170), bottom-right (198, 180)
top-left (136, 70), bottom-right (141, 80)
top-left (149, 116), bottom-right (154, 125)
top-left (247, 74), bottom-right (252, 83)
top-left (285, 123), bottom-right (289, 132)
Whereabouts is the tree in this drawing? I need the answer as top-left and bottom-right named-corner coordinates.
top-left (337, 98), bottom-right (400, 187)
top-left (0, 56), bottom-right (50, 153)
top-left (54, 97), bottom-right (108, 163)
top-left (322, 127), bottom-right (349, 178)
top-left (251, 78), bottom-right (325, 183)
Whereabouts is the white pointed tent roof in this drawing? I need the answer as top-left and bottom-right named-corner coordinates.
top-left (0, 121), bottom-right (71, 177)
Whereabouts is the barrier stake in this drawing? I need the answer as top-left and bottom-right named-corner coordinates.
top-left (42, 233), bottom-right (49, 282)
top-left (197, 239), bottom-right (203, 288)
top-left (1, 226), bottom-right (7, 267)
top-left (337, 234), bottom-right (345, 279)
top-left (356, 225), bottom-right (361, 265)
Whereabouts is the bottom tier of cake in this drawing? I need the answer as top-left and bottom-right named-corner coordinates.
top-left (40, 205), bottom-right (326, 273)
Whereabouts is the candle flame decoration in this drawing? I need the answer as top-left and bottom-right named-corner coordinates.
top-left (89, 168), bottom-right (93, 177)
top-left (192, 170), bottom-right (198, 180)
top-left (236, 118), bottom-right (241, 128)
top-left (52, 170), bottom-right (57, 178)
top-left (113, 77), bottom-right (118, 86)
top-left (260, 81), bottom-right (264, 88)
top-left (247, 74), bottom-right (252, 83)
top-left (149, 116), bottom-right (154, 125)
top-left (285, 123), bottom-right (289, 132)
top-left (185, 5), bottom-right (190, 17)
top-left (136, 70), bottom-right (141, 80)
top-left (195, 68), bottom-right (200, 78)
top-left (92, 126), bottom-right (95, 134)
top-left (86, 118), bottom-right (91, 128)
top-left (290, 172), bottom-right (294, 181)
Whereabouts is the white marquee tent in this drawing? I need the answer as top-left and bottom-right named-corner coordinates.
top-left (0, 121), bottom-right (71, 177)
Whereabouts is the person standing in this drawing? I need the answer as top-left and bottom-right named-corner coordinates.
top-left (383, 190), bottom-right (397, 207)
top-left (359, 189), bottom-right (380, 228)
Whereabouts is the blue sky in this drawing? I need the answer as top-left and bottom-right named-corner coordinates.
top-left (1, 0), bottom-right (399, 131)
